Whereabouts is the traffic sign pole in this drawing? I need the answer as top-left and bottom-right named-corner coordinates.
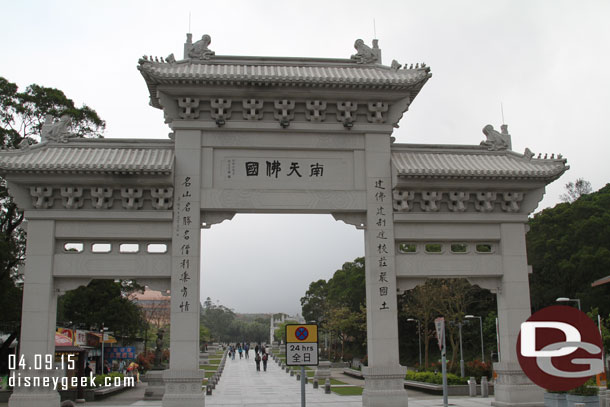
top-left (286, 324), bottom-right (318, 407)
top-left (441, 322), bottom-right (448, 407)
top-left (301, 365), bottom-right (306, 407)
top-left (435, 317), bottom-right (448, 407)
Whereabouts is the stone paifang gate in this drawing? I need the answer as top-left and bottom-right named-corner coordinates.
top-left (0, 34), bottom-right (567, 407)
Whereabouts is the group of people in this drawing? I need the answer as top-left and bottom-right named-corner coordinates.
top-left (228, 342), bottom-right (250, 359)
top-left (227, 343), bottom-right (269, 372)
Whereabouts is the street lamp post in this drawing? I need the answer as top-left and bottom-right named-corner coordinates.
top-left (100, 324), bottom-right (109, 374)
top-left (465, 315), bottom-right (485, 363)
top-left (556, 297), bottom-right (581, 311)
top-left (459, 322), bottom-right (465, 378)
top-left (407, 318), bottom-right (422, 368)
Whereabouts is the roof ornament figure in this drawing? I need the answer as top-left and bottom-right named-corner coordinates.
top-left (41, 114), bottom-right (75, 143)
top-left (17, 138), bottom-right (34, 150)
top-left (187, 34), bottom-right (215, 60)
top-left (351, 39), bottom-right (380, 64)
top-left (480, 124), bottom-right (511, 151)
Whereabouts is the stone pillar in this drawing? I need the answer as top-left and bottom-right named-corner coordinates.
top-left (361, 133), bottom-right (408, 407)
top-left (314, 360), bottom-right (331, 381)
top-left (492, 223), bottom-right (544, 407)
top-left (163, 129), bottom-right (204, 407)
top-left (9, 219), bottom-right (61, 407)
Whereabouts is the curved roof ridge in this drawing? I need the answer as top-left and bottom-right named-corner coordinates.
top-left (0, 142), bottom-right (175, 175)
top-left (391, 147), bottom-right (568, 182)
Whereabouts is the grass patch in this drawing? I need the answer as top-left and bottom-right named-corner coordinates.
top-left (200, 365), bottom-right (218, 371)
top-left (330, 378), bottom-right (347, 385)
top-left (331, 386), bottom-right (363, 396)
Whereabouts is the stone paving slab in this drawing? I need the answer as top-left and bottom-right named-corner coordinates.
top-left (0, 356), bottom-right (495, 407)
top-left (205, 354), bottom-right (362, 406)
top-left (84, 355), bottom-right (493, 407)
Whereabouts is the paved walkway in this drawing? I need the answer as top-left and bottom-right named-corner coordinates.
top-left (89, 355), bottom-right (493, 407)
top-left (0, 356), bottom-right (495, 406)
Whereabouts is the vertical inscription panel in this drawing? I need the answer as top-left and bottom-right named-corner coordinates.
top-left (171, 131), bottom-right (202, 370)
top-left (363, 133), bottom-right (401, 368)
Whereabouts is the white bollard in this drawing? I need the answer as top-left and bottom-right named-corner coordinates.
top-left (480, 376), bottom-right (489, 398)
top-left (468, 377), bottom-right (477, 396)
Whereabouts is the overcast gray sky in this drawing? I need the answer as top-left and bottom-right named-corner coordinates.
top-left (2, 0), bottom-right (609, 315)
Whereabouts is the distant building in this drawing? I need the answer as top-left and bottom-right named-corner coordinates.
top-left (130, 288), bottom-right (171, 328)
top-left (270, 313), bottom-right (305, 343)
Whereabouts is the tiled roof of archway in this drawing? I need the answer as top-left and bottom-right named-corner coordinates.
top-left (392, 145), bottom-right (568, 181)
top-left (138, 57), bottom-right (431, 108)
top-left (0, 140), bottom-right (174, 175)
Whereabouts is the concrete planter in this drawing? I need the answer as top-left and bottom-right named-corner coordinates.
top-left (403, 380), bottom-right (494, 396)
top-left (566, 394), bottom-right (599, 407)
top-left (544, 392), bottom-right (567, 407)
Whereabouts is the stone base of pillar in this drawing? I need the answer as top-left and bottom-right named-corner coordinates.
top-left (9, 370), bottom-right (62, 407)
top-left (492, 362), bottom-right (544, 407)
top-left (362, 365), bottom-right (408, 407)
top-left (314, 360), bottom-right (331, 381)
top-left (162, 369), bottom-right (205, 407)
top-left (143, 369), bottom-right (166, 400)
top-left (8, 391), bottom-right (60, 407)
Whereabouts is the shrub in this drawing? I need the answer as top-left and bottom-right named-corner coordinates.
top-left (568, 384), bottom-right (598, 396)
top-left (405, 370), bottom-right (468, 385)
top-left (465, 360), bottom-right (492, 380)
top-left (137, 351), bottom-right (155, 370)
top-left (94, 372), bottom-right (125, 387)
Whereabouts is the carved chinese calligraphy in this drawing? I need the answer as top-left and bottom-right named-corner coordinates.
top-left (371, 177), bottom-right (393, 311)
top-left (174, 176), bottom-right (196, 314)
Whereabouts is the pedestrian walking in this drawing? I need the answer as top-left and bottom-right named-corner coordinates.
top-left (262, 352), bottom-right (268, 372)
top-left (238, 344), bottom-right (243, 359)
top-left (255, 352), bottom-right (261, 371)
top-left (254, 344), bottom-right (259, 354)
top-left (244, 343), bottom-right (249, 359)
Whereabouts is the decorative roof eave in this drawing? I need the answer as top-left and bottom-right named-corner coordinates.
top-left (138, 60), bottom-right (431, 109)
top-left (393, 173), bottom-right (566, 182)
top-left (0, 139), bottom-right (175, 176)
top-left (391, 143), bottom-right (569, 184)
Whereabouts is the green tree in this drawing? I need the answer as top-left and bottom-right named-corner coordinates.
top-left (201, 299), bottom-right (236, 342)
top-left (587, 308), bottom-right (610, 355)
top-left (436, 279), bottom-right (471, 371)
top-left (301, 279), bottom-right (328, 325)
top-left (401, 279), bottom-right (496, 370)
top-left (528, 184), bottom-right (610, 315)
top-left (239, 319), bottom-right (268, 343)
top-left (0, 77), bottom-right (105, 343)
top-left (57, 280), bottom-right (145, 341)
top-left (0, 77), bottom-right (104, 149)
top-left (326, 257), bottom-right (365, 312)
top-left (560, 178), bottom-right (592, 203)
top-left (401, 280), bottom-right (441, 369)
top-left (326, 305), bottom-right (366, 362)
top-left (301, 257), bottom-right (367, 360)
top-left (200, 324), bottom-right (211, 348)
